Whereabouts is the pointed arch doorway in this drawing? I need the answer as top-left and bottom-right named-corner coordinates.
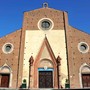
top-left (33, 37), bottom-right (59, 88)
top-left (34, 58), bottom-right (58, 88)
top-left (38, 59), bottom-right (54, 88)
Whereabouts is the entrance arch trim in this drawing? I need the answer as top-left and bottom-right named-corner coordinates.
top-left (0, 63), bottom-right (12, 88)
top-left (79, 63), bottom-right (90, 88)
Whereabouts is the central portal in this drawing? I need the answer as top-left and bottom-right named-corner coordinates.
top-left (39, 71), bottom-right (53, 88)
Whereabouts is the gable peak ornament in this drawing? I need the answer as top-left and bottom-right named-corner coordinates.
top-left (43, 2), bottom-right (48, 8)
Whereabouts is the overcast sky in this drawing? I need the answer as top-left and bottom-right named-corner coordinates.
top-left (0, 0), bottom-right (90, 37)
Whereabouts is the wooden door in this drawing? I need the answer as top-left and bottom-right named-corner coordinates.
top-left (82, 74), bottom-right (90, 87)
top-left (39, 71), bottom-right (53, 88)
top-left (1, 74), bottom-right (10, 87)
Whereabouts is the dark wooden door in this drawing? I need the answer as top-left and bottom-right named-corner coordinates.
top-left (1, 74), bottom-right (10, 87)
top-left (39, 71), bottom-right (53, 88)
top-left (82, 74), bottom-right (90, 87)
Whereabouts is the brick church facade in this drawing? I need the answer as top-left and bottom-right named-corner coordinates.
top-left (0, 3), bottom-right (90, 89)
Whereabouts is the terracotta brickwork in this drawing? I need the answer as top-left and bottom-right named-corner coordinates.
top-left (0, 6), bottom-right (90, 89)
top-left (22, 7), bottom-right (64, 30)
top-left (0, 30), bottom-right (22, 88)
top-left (66, 26), bottom-right (90, 88)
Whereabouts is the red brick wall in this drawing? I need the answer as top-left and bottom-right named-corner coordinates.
top-left (22, 8), bottom-right (65, 30)
top-left (66, 26), bottom-right (90, 88)
top-left (0, 30), bottom-right (22, 88)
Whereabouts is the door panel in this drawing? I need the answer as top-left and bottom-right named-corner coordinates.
top-left (82, 74), bottom-right (90, 87)
top-left (1, 74), bottom-right (10, 87)
top-left (39, 71), bottom-right (53, 88)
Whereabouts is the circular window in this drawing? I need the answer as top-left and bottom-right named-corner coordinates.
top-left (41, 21), bottom-right (50, 29)
top-left (78, 42), bottom-right (89, 53)
top-left (38, 18), bottom-right (54, 30)
top-left (2, 43), bottom-right (14, 54)
top-left (5, 44), bottom-right (12, 52)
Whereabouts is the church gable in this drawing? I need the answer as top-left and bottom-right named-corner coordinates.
top-left (0, 29), bottom-right (22, 88)
top-left (22, 7), bottom-right (65, 30)
top-left (0, 29), bottom-right (21, 65)
top-left (67, 26), bottom-right (90, 56)
top-left (66, 26), bottom-right (90, 88)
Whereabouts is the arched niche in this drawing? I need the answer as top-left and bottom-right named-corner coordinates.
top-left (1, 66), bottom-right (11, 73)
top-left (38, 59), bottom-right (53, 68)
top-left (79, 63), bottom-right (90, 88)
top-left (81, 66), bottom-right (90, 74)
top-left (0, 64), bottom-right (12, 88)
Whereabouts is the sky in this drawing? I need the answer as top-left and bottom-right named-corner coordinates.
top-left (0, 0), bottom-right (90, 37)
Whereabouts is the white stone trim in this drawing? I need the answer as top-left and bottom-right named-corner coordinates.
top-left (2, 43), bottom-right (14, 54)
top-left (0, 63), bottom-right (12, 88)
top-left (79, 63), bottom-right (90, 88)
top-left (37, 18), bottom-right (54, 31)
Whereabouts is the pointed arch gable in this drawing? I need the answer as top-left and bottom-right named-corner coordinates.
top-left (33, 37), bottom-right (58, 88)
top-left (34, 36), bottom-right (57, 66)
top-left (39, 58), bottom-right (54, 68)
